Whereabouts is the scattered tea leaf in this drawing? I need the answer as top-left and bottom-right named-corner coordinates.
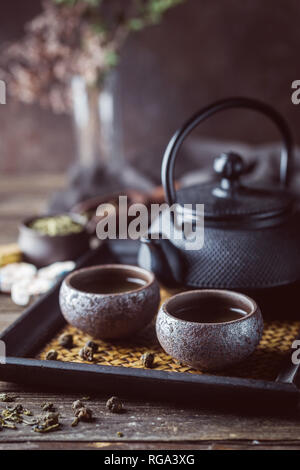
top-left (74, 407), bottom-right (93, 422)
top-left (58, 333), bottom-right (74, 349)
top-left (72, 400), bottom-right (83, 411)
top-left (141, 352), bottom-right (155, 368)
top-left (85, 341), bottom-right (98, 353)
top-left (79, 345), bottom-right (94, 362)
top-left (45, 349), bottom-right (58, 360)
top-left (0, 393), bottom-right (16, 403)
top-left (33, 411), bottom-right (61, 433)
top-left (106, 396), bottom-right (123, 414)
top-left (41, 402), bottom-right (55, 412)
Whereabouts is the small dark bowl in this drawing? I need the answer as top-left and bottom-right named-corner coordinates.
top-left (18, 214), bottom-right (90, 267)
top-left (156, 290), bottom-right (263, 371)
top-left (59, 264), bottom-right (160, 339)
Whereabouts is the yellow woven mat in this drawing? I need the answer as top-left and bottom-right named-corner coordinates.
top-left (37, 289), bottom-right (299, 382)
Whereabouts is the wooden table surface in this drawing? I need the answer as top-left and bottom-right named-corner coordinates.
top-left (0, 174), bottom-right (300, 451)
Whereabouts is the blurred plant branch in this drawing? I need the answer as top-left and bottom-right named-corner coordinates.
top-left (0, 0), bottom-right (185, 113)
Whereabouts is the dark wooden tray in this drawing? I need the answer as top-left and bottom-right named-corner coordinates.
top-left (0, 239), bottom-right (299, 412)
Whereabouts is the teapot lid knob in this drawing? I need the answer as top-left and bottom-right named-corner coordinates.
top-left (214, 152), bottom-right (245, 182)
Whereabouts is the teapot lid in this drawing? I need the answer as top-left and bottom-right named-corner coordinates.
top-left (176, 152), bottom-right (294, 221)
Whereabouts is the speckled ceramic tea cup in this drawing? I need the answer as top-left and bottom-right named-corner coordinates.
top-left (156, 290), bottom-right (263, 371)
top-left (60, 264), bottom-right (160, 339)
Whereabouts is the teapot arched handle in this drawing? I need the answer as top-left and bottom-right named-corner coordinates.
top-left (162, 97), bottom-right (293, 205)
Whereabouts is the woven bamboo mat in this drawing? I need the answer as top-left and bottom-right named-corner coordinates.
top-left (37, 288), bottom-right (300, 382)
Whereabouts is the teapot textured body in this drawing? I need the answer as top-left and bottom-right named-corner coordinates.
top-left (138, 98), bottom-right (300, 318)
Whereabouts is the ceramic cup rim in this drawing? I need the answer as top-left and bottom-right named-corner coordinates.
top-left (161, 289), bottom-right (258, 326)
top-left (64, 263), bottom-right (156, 298)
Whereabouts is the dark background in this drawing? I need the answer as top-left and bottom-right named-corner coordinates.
top-left (0, 0), bottom-right (299, 180)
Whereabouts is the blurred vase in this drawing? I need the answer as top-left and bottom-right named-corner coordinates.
top-left (71, 72), bottom-right (123, 174)
top-left (48, 72), bottom-right (153, 213)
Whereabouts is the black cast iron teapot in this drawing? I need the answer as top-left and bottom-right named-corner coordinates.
top-left (138, 97), bottom-right (300, 317)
